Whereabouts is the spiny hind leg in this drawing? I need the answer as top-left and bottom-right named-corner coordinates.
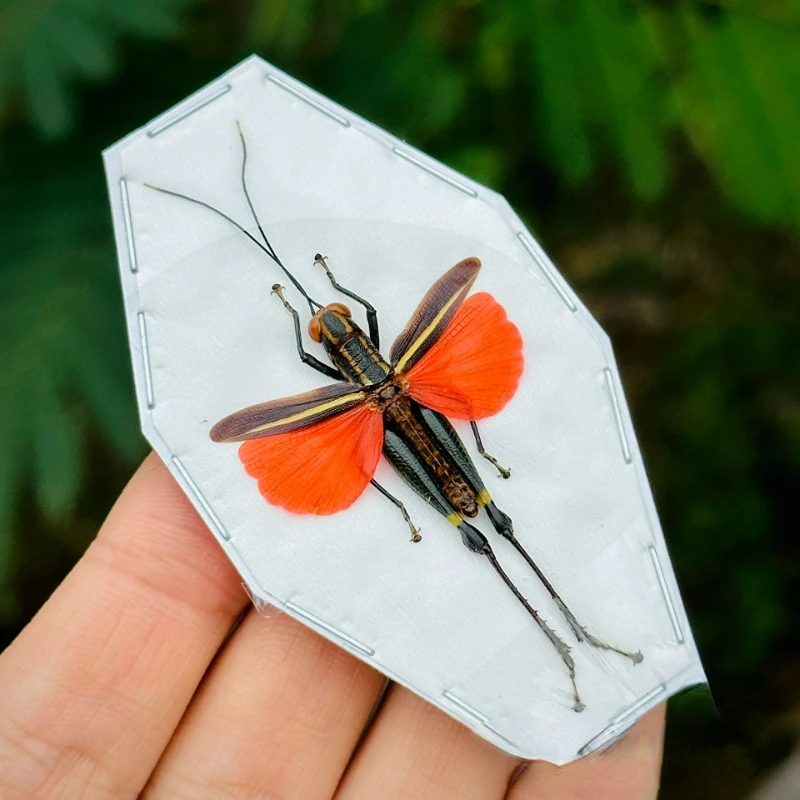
top-left (515, 538), bottom-right (642, 663)
top-left (370, 479), bottom-right (421, 542)
top-left (470, 421), bottom-right (510, 479)
top-left (484, 509), bottom-right (643, 665)
top-left (551, 597), bottom-right (644, 663)
top-left (456, 518), bottom-right (584, 712)
top-left (383, 427), bottom-right (583, 706)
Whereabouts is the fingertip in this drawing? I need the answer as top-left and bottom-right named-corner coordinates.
top-left (509, 703), bottom-right (666, 800)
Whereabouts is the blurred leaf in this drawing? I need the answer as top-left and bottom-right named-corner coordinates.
top-left (21, 33), bottom-right (73, 136)
top-left (0, 397), bottom-right (27, 621)
top-left (0, 139), bottom-right (144, 600)
top-left (576, 0), bottom-right (670, 198)
top-left (526, 1), bottom-right (595, 185)
top-left (0, 0), bottom-right (196, 137)
top-left (448, 144), bottom-right (506, 187)
top-left (245, 0), bottom-right (800, 224)
top-left (248, 0), bottom-right (317, 56)
top-left (677, 8), bottom-right (792, 221)
top-left (34, 374), bottom-right (84, 520)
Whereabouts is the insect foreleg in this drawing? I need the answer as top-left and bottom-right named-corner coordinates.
top-left (271, 285), bottom-right (343, 380)
top-left (314, 254), bottom-right (380, 348)
top-left (470, 421), bottom-right (510, 479)
top-left (370, 479), bottom-right (421, 542)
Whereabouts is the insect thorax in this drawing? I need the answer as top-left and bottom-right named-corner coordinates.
top-left (321, 313), bottom-right (391, 386)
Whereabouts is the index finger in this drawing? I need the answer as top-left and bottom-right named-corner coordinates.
top-left (0, 453), bottom-right (248, 799)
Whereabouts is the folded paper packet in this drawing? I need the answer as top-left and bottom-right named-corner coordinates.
top-left (103, 55), bottom-right (705, 764)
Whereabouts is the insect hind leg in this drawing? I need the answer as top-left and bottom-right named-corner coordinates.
top-left (479, 488), bottom-right (642, 664)
top-left (383, 426), bottom-right (585, 708)
top-left (505, 532), bottom-right (643, 665)
top-left (415, 408), bottom-right (515, 538)
top-left (457, 520), bottom-right (584, 712)
top-left (484, 500), bottom-right (514, 538)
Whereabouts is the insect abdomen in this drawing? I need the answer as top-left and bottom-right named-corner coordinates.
top-left (382, 430), bottom-right (455, 518)
top-left (383, 396), bottom-right (479, 518)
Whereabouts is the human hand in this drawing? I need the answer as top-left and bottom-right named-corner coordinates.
top-left (0, 454), bottom-right (665, 798)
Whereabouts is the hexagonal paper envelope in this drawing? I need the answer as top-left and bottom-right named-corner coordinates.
top-left (103, 55), bottom-right (704, 763)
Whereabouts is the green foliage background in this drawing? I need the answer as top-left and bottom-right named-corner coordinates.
top-left (1, 1), bottom-right (798, 795)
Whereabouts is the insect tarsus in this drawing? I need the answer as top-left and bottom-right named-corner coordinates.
top-left (470, 421), bottom-right (511, 479)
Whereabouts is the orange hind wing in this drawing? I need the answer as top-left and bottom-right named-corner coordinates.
top-left (239, 404), bottom-right (384, 515)
top-left (402, 292), bottom-right (524, 420)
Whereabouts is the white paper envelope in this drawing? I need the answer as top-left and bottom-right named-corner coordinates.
top-left (103, 55), bottom-right (705, 764)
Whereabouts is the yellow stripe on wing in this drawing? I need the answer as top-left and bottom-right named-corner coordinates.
top-left (245, 391), bottom-right (366, 435)
top-left (394, 288), bottom-right (465, 373)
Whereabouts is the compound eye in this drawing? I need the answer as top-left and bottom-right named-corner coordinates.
top-left (308, 315), bottom-right (322, 342)
top-left (327, 302), bottom-right (351, 317)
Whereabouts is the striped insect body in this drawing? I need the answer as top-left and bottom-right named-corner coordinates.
top-left (151, 125), bottom-right (643, 714)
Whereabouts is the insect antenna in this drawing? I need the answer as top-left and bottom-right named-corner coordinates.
top-left (236, 123), bottom-right (279, 263)
top-left (144, 123), bottom-right (323, 313)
